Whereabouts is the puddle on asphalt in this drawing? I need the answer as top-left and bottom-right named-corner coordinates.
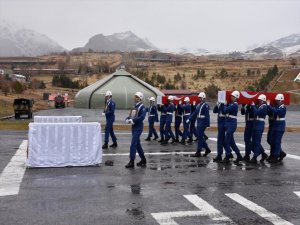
top-left (104, 160), bottom-right (114, 166)
top-left (126, 206), bottom-right (145, 219)
top-left (130, 184), bottom-right (141, 194)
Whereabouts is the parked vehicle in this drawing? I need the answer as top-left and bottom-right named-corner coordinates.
top-left (55, 95), bottom-right (65, 108)
top-left (13, 98), bottom-right (33, 119)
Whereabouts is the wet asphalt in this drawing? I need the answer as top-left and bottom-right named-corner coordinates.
top-left (0, 128), bottom-right (300, 225)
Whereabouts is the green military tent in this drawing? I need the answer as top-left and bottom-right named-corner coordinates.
top-left (74, 69), bottom-right (164, 109)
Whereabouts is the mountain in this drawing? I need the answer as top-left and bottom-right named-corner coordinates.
top-left (72, 31), bottom-right (157, 53)
top-left (0, 20), bottom-right (65, 57)
top-left (245, 34), bottom-right (300, 59)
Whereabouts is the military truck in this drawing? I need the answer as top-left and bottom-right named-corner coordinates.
top-left (13, 98), bottom-right (33, 119)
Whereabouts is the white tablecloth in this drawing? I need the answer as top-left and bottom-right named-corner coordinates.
top-left (27, 122), bottom-right (102, 167)
top-left (34, 116), bottom-right (82, 123)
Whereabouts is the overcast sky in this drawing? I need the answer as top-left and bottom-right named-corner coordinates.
top-left (0, 0), bottom-right (300, 52)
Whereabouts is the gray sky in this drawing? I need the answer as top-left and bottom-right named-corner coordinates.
top-left (0, 0), bottom-right (300, 52)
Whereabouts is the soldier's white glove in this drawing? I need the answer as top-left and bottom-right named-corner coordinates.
top-left (251, 101), bottom-right (255, 105)
top-left (125, 119), bottom-right (129, 124)
top-left (102, 112), bottom-right (106, 116)
top-left (129, 119), bottom-right (134, 124)
top-left (186, 119), bottom-right (190, 124)
top-left (266, 100), bottom-right (270, 106)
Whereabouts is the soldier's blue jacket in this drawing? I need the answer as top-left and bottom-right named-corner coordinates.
top-left (268, 103), bottom-right (286, 132)
top-left (190, 101), bottom-right (210, 128)
top-left (126, 102), bottom-right (146, 130)
top-left (252, 103), bottom-right (267, 130)
top-left (175, 104), bottom-right (184, 117)
top-left (213, 103), bottom-right (226, 126)
top-left (241, 104), bottom-right (255, 124)
top-left (223, 101), bottom-right (238, 125)
top-left (147, 104), bottom-right (159, 122)
top-left (162, 103), bottom-right (175, 123)
top-left (105, 99), bottom-right (116, 121)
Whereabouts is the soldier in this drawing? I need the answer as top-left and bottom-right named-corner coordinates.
top-left (249, 94), bottom-right (268, 163)
top-left (222, 91), bottom-right (243, 163)
top-left (145, 97), bottom-right (159, 141)
top-left (125, 92), bottom-right (147, 168)
top-left (187, 101), bottom-right (197, 143)
top-left (241, 104), bottom-right (255, 161)
top-left (180, 97), bottom-right (191, 145)
top-left (161, 96), bottom-right (176, 145)
top-left (266, 101), bottom-right (276, 161)
top-left (267, 93), bottom-right (287, 163)
top-left (212, 102), bottom-right (226, 162)
top-left (102, 90), bottom-right (117, 149)
top-left (157, 103), bottom-right (167, 143)
top-left (174, 100), bottom-right (183, 142)
top-left (187, 92), bottom-right (210, 157)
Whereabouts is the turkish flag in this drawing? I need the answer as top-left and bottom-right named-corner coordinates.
top-left (218, 91), bottom-right (290, 105)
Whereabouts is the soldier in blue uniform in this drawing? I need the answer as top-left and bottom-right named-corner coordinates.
top-left (212, 102), bottom-right (226, 162)
top-left (267, 93), bottom-right (287, 163)
top-left (102, 90), bottom-right (117, 149)
top-left (266, 103), bottom-right (276, 161)
top-left (187, 101), bottom-right (197, 143)
top-left (241, 104), bottom-right (255, 161)
top-left (222, 91), bottom-right (243, 163)
top-left (180, 97), bottom-right (191, 145)
top-left (249, 94), bottom-right (268, 163)
top-left (161, 96), bottom-right (176, 145)
top-left (157, 103), bottom-right (167, 143)
top-left (125, 92), bottom-right (147, 168)
top-left (174, 100), bottom-right (183, 142)
top-left (145, 97), bottom-right (159, 141)
top-left (187, 92), bottom-right (210, 157)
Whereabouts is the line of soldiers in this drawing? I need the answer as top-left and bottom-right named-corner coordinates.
top-left (101, 90), bottom-right (287, 169)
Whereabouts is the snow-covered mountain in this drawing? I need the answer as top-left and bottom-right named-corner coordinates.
top-left (0, 20), bottom-right (65, 57)
top-left (245, 34), bottom-right (300, 59)
top-left (72, 31), bottom-right (157, 52)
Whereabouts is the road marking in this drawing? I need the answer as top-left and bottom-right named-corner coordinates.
top-left (225, 193), bottom-right (293, 225)
top-left (294, 192), bottom-right (300, 198)
top-left (0, 140), bottom-right (27, 197)
top-left (208, 138), bottom-right (300, 161)
top-left (151, 195), bottom-right (235, 225)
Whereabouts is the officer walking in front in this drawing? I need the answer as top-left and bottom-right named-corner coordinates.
top-left (145, 97), bottom-right (159, 141)
top-left (222, 91), bottom-right (243, 163)
top-left (187, 92), bottom-right (210, 157)
top-left (125, 92), bottom-right (147, 168)
top-left (249, 94), bottom-right (268, 163)
top-left (212, 101), bottom-right (226, 162)
top-left (102, 90), bottom-right (117, 149)
top-left (267, 93), bottom-right (287, 163)
top-left (162, 96), bottom-right (176, 145)
top-left (241, 104), bottom-right (255, 161)
top-left (180, 97), bottom-right (191, 145)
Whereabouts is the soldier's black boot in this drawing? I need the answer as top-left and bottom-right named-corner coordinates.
top-left (125, 160), bottom-right (135, 168)
top-left (213, 155), bottom-right (222, 162)
top-left (249, 156), bottom-right (257, 164)
top-left (110, 142), bottom-right (118, 148)
top-left (171, 138), bottom-right (177, 144)
top-left (191, 151), bottom-right (201, 157)
top-left (187, 138), bottom-right (193, 143)
top-left (203, 147), bottom-right (211, 157)
top-left (145, 137), bottom-right (151, 141)
top-left (243, 155), bottom-right (250, 161)
top-left (102, 142), bottom-right (108, 149)
top-left (158, 138), bottom-right (164, 143)
top-left (222, 156), bottom-right (230, 164)
top-left (229, 153), bottom-right (234, 159)
top-left (234, 154), bottom-right (243, 163)
top-left (180, 139), bottom-right (186, 145)
top-left (136, 158), bottom-right (147, 167)
top-left (153, 136), bottom-right (159, 141)
top-left (260, 152), bottom-right (268, 163)
top-left (279, 151), bottom-right (287, 161)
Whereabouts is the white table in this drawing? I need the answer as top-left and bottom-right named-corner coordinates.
top-left (34, 116), bottom-right (82, 123)
top-left (27, 122), bottom-right (102, 167)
